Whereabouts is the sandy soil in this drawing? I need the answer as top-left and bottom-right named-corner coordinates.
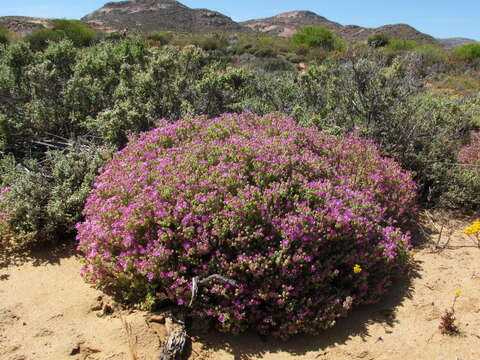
top-left (1, 213), bottom-right (479, 360)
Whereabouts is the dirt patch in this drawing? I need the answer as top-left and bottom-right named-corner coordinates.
top-left (1, 213), bottom-right (479, 359)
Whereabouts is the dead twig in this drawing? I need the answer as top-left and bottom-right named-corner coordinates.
top-left (159, 313), bottom-right (187, 360)
top-left (189, 274), bottom-right (237, 307)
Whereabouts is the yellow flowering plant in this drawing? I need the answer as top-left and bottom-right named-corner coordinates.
top-left (353, 264), bottom-right (362, 274)
top-left (463, 220), bottom-right (480, 247)
top-left (439, 290), bottom-right (462, 335)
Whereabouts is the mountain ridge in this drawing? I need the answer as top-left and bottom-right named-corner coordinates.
top-left (1, 1), bottom-right (476, 45)
top-left (81, 0), bottom-right (245, 33)
top-left (241, 11), bottom-right (438, 44)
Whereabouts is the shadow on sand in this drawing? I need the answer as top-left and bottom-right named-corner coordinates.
top-left (0, 239), bottom-right (77, 270)
top-left (189, 261), bottom-right (422, 360)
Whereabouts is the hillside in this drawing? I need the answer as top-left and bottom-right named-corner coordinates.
top-left (241, 10), bottom-right (439, 44)
top-left (82, 0), bottom-right (245, 33)
top-left (241, 11), bottom-right (343, 37)
top-left (438, 37), bottom-right (478, 48)
top-left (0, 16), bottom-right (50, 35)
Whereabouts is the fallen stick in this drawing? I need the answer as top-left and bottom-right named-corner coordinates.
top-left (158, 274), bottom-right (237, 360)
top-left (159, 313), bottom-right (187, 360)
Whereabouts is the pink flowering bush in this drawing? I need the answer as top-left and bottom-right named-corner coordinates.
top-left (77, 112), bottom-right (417, 339)
top-left (458, 131), bottom-right (480, 165)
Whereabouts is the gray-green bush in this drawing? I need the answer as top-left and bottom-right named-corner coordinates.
top-left (0, 38), bottom-right (478, 252)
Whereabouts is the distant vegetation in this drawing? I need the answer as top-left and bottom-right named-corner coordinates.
top-left (25, 20), bottom-right (96, 50)
top-left (292, 25), bottom-right (341, 51)
top-left (368, 34), bottom-right (390, 48)
top-left (453, 42), bottom-right (480, 63)
top-left (0, 26), bottom-right (7, 45)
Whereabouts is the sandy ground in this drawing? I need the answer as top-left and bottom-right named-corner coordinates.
top-left (1, 213), bottom-right (480, 360)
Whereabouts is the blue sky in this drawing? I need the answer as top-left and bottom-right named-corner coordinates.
top-left (1, 0), bottom-right (479, 40)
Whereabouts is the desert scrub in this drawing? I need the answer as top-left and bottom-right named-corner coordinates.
top-left (77, 112), bottom-right (416, 339)
top-left (0, 145), bottom-right (109, 250)
top-left (441, 131), bottom-right (480, 209)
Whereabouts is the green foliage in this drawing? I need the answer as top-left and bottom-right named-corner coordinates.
top-left (281, 53), bottom-right (476, 206)
top-left (292, 26), bottom-right (338, 51)
top-left (368, 34), bottom-right (390, 48)
top-left (414, 44), bottom-right (448, 67)
top-left (453, 42), bottom-right (480, 63)
top-left (0, 28), bottom-right (8, 45)
top-left (387, 39), bottom-right (419, 51)
top-left (0, 37), bottom-right (479, 253)
top-left (188, 34), bottom-right (228, 52)
top-left (146, 31), bottom-right (172, 45)
top-left (25, 29), bottom-right (64, 51)
top-left (250, 57), bottom-right (295, 72)
top-left (0, 145), bottom-right (109, 250)
top-left (52, 20), bottom-right (96, 47)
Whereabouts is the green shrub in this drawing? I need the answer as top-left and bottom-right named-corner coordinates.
top-left (52, 20), bottom-right (95, 47)
top-left (387, 39), bottom-right (418, 52)
top-left (146, 31), bottom-right (172, 45)
top-left (26, 29), bottom-right (64, 51)
top-left (285, 53), bottom-right (305, 63)
top-left (253, 46), bottom-right (276, 58)
top-left (252, 57), bottom-right (295, 72)
top-left (0, 28), bottom-right (8, 45)
top-left (290, 43), bottom-right (310, 56)
top-left (0, 145), bottom-right (109, 250)
top-left (414, 44), bottom-right (448, 68)
top-left (368, 34), bottom-right (390, 48)
top-left (453, 42), bottom-right (480, 63)
top-left (441, 131), bottom-right (480, 209)
top-left (291, 54), bottom-right (475, 206)
top-left (189, 35), bottom-right (228, 52)
top-left (292, 26), bottom-right (338, 51)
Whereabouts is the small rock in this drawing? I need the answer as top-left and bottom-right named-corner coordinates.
top-left (103, 303), bottom-right (114, 315)
top-left (68, 337), bottom-right (85, 356)
top-left (90, 303), bottom-right (103, 312)
top-left (69, 344), bottom-right (81, 356)
top-left (10, 355), bottom-right (26, 360)
top-left (357, 350), bottom-right (370, 358)
top-left (34, 328), bottom-right (54, 337)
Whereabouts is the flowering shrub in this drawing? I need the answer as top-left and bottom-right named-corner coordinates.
top-left (77, 112), bottom-right (416, 339)
top-left (458, 131), bottom-right (480, 165)
top-left (464, 221), bottom-right (480, 235)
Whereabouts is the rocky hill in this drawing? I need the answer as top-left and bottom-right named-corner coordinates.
top-left (241, 10), bottom-right (439, 44)
top-left (0, 16), bottom-right (50, 35)
top-left (438, 37), bottom-right (478, 48)
top-left (241, 11), bottom-right (342, 37)
top-left (82, 0), bottom-right (245, 33)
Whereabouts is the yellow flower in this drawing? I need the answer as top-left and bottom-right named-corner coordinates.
top-left (464, 220), bottom-right (480, 235)
top-left (353, 264), bottom-right (362, 274)
top-left (455, 290), bottom-right (462, 297)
